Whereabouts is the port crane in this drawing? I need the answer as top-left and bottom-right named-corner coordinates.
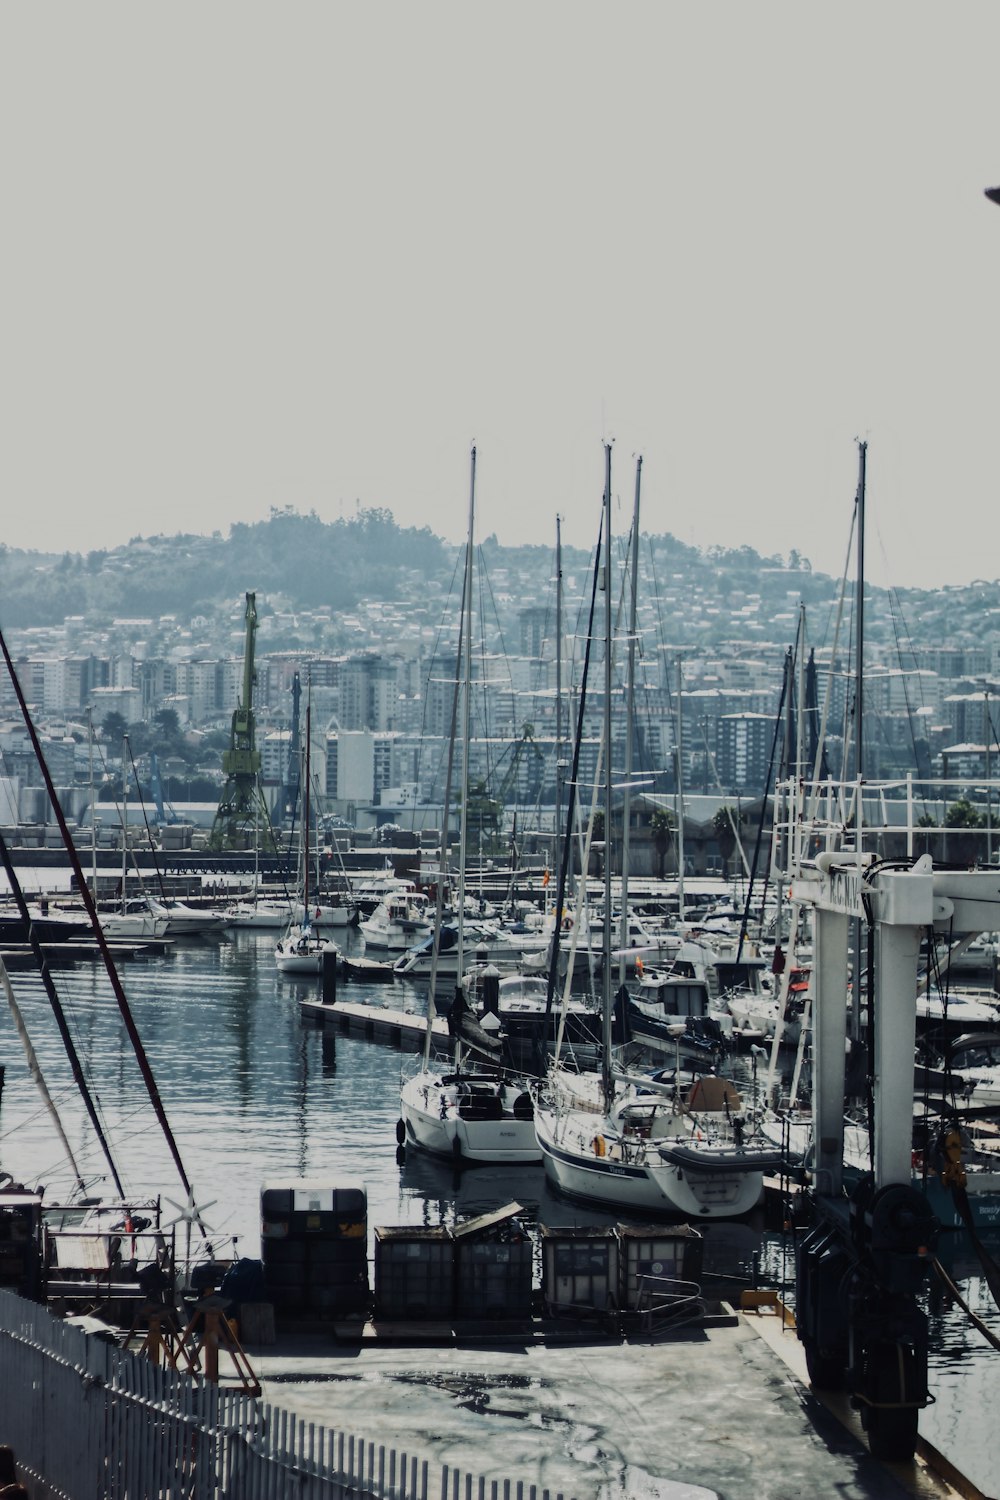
top-left (208, 592), bottom-right (273, 852)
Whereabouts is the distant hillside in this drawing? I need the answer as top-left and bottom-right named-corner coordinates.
top-left (0, 509), bottom-right (992, 654)
top-left (0, 509), bottom-right (450, 627)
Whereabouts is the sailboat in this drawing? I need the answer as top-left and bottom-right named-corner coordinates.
top-left (79, 730), bottom-right (170, 940)
top-left (533, 447), bottom-right (782, 1217)
top-left (275, 696), bottom-right (340, 975)
top-left (398, 447), bottom-right (541, 1164)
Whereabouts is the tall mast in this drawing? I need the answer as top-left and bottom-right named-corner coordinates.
top-left (122, 733), bottom-right (128, 913)
top-left (88, 707), bottom-right (97, 902)
top-left (676, 657), bottom-right (686, 924)
top-left (303, 693), bottom-right (311, 918)
top-left (554, 515), bottom-right (563, 896)
top-left (456, 445), bottom-right (476, 978)
top-left (601, 443), bottom-right (614, 1106)
top-left (855, 439), bottom-right (867, 784)
top-left (619, 455), bottom-right (642, 985)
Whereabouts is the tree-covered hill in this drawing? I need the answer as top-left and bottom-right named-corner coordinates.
top-left (0, 508), bottom-right (451, 627)
top-left (0, 508), bottom-right (995, 656)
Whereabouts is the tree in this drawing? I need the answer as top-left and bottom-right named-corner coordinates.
top-left (153, 707), bottom-right (183, 747)
top-left (944, 798), bottom-right (985, 828)
top-left (712, 806), bottom-right (747, 877)
top-left (101, 711), bottom-right (127, 745)
top-left (650, 808), bottom-right (674, 879)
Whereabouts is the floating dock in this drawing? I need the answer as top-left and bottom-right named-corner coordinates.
top-left (300, 995), bottom-right (449, 1052)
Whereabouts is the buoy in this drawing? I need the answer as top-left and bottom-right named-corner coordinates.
top-left (395, 1118), bottom-right (406, 1145)
top-left (592, 1134), bottom-right (606, 1158)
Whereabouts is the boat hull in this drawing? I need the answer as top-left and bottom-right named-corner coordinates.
top-left (400, 1073), bottom-right (541, 1164)
top-left (534, 1106), bottom-right (765, 1219)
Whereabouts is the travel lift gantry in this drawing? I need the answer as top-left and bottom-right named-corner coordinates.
top-left (791, 851), bottom-right (997, 1462)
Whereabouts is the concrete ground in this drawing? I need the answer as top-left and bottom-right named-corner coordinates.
top-left (241, 1311), bottom-right (972, 1500)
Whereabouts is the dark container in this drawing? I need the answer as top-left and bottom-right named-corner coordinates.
top-left (260, 1179), bottom-right (369, 1317)
top-left (374, 1226), bottom-right (454, 1320)
top-left (540, 1225), bottom-right (619, 1316)
top-left (453, 1204), bottom-right (532, 1320)
top-left (0, 1190), bottom-right (42, 1300)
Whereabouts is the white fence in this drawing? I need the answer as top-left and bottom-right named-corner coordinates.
top-left (0, 1292), bottom-right (568, 1500)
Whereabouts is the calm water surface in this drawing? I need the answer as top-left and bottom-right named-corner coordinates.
top-left (0, 926), bottom-right (996, 1489)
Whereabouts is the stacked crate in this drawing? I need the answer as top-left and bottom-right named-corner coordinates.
top-left (260, 1179), bottom-right (369, 1318)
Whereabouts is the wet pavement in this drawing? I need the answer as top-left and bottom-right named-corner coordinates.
top-left (244, 1312), bottom-right (969, 1500)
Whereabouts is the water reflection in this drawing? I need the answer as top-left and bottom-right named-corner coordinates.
top-left (0, 927), bottom-right (996, 1485)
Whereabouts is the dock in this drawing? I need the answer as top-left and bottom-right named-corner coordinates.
top-left (0, 939), bottom-right (171, 970)
top-left (300, 994), bottom-right (450, 1052)
top-left (247, 1302), bottom-right (971, 1500)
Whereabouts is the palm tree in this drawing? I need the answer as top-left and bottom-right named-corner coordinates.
top-left (712, 806), bottom-right (746, 878)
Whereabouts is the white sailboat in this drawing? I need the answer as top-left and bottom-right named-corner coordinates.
top-left (275, 696), bottom-right (340, 976)
top-left (533, 448), bottom-right (781, 1217)
top-left (398, 447), bottom-right (541, 1165)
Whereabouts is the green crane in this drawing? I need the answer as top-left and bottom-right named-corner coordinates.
top-left (209, 592), bottom-right (273, 852)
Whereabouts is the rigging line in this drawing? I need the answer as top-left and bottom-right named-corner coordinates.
top-left (414, 544), bottom-right (465, 808)
top-left (809, 502), bottom-right (858, 799)
top-left (0, 626), bottom-right (202, 1222)
top-left (885, 584), bottom-right (934, 810)
top-left (0, 819), bottom-right (126, 1197)
top-left (125, 737), bottom-right (168, 901)
top-left (736, 660), bottom-right (789, 963)
top-left (931, 1258), bottom-right (1000, 1352)
top-left (420, 485), bottom-right (469, 1070)
top-left (546, 509), bottom-right (604, 1024)
top-left (0, 991), bottom-right (83, 1194)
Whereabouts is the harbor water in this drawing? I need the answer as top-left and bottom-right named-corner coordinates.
top-left (0, 923), bottom-right (997, 1493)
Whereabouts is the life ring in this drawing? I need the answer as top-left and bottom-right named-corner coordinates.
top-left (562, 915), bottom-right (572, 931)
top-left (592, 1134), bottom-right (606, 1157)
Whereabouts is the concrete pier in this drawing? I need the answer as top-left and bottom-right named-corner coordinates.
top-left (245, 1308), bottom-right (971, 1500)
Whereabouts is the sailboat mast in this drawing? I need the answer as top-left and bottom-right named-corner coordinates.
top-left (855, 439), bottom-right (867, 783)
top-left (456, 444), bottom-right (476, 977)
top-left (554, 515), bottom-right (563, 898)
top-left (303, 696), bottom-right (311, 917)
top-left (675, 657), bottom-right (686, 924)
top-left (619, 456), bottom-right (641, 985)
top-left (88, 707), bottom-right (97, 902)
top-left (122, 733), bottom-right (128, 910)
top-left (602, 442), bottom-right (614, 1105)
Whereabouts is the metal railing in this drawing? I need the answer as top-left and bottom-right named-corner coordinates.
top-left (771, 773), bottom-right (1000, 883)
top-left (634, 1275), bottom-right (702, 1336)
top-left (0, 1291), bottom-right (569, 1500)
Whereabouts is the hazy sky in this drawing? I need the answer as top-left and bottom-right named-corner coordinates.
top-left (3, 4), bottom-right (1000, 590)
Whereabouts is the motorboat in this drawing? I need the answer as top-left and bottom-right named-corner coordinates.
top-left (359, 890), bottom-right (432, 951)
